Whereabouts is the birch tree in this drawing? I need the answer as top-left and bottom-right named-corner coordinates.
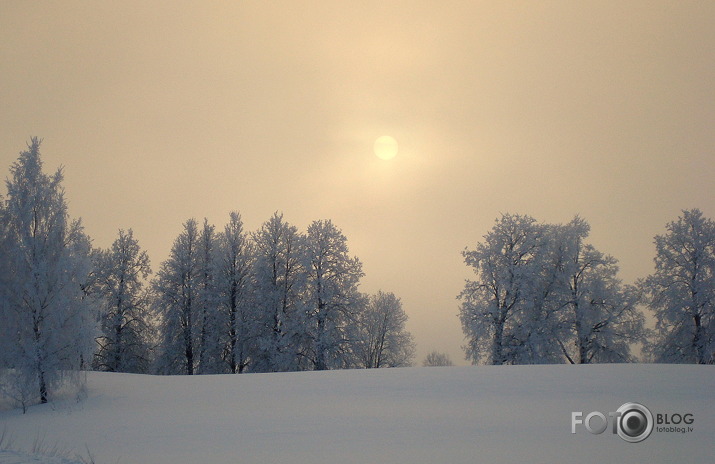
top-left (92, 229), bottom-right (152, 373)
top-left (196, 219), bottom-right (223, 374)
top-left (459, 214), bottom-right (645, 365)
top-left (153, 219), bottom-right (201, 374)
top-left (304, 219), bottom-right (364, 370)
top-left (0, 138), bottom-right (95, 404)
top-left (556, 218), bottom-right (644, 363)
top-left (642, 209), bottom-right (715, 364)
top-left (459, 214), bottom-right (543, 365)
top-left (252, 213), bottom-right (308, 372)
top-left (355, 291), bottom-right (415, 368)
top-left (215, 212), bottom-right (255, 373)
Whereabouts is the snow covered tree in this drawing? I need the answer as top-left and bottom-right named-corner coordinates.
top-left (153, 219), bottom-right (201, 375)
top-left (422, 351), bottom-right (454, 367)
top-left (304, 219), bottom-right (364, 370)
top-left (215, 212), bottom-right (255, 373)
top-left (555, 217), bottom-right (645, 363)
top-left (355, 291), bottom-right (415, 368)
top-left (0, 138), bottom-right (96, 404)
top-left (459, 214), bottom-right (543, 365)
top-left (196, 219), bottom-right (223, 374)
top-left (459, 214), bottom-right (645, 365)
top-left (92, 229), bottom-right (153, 373)
top-left (504, 222), bottom-right (570, 364)
top-left (252, 213), bottom-right (309, 372)
top-left (642, 209), bottom-right (715, 364)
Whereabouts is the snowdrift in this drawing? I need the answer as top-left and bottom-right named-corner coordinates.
top-left (0, 364), bottom-right (712, 464)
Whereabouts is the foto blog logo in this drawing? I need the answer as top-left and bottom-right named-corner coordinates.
top-left (571, 402), bottom-right (695, 443)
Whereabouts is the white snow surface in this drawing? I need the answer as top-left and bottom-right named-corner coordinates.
top-left (0, 364), bottom-right (712, 464)
top-left (0, 450), bottom-right (83, 464)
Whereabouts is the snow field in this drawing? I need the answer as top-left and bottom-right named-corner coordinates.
top-left (0, 364), bottom-right (712, 464)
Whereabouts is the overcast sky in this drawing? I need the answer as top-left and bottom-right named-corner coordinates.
top-left (2, 1), bottom-right (714, 365)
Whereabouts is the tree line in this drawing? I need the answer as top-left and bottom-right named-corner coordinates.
top-left (2, 138), bottom-right (712, 410)
top-left (459, 211), bottom-right (715, 365)
top-left (0, 139), bottom-right (415, 409)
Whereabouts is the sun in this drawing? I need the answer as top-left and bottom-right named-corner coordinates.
top-left (374, 135), bottom-right (398, 160)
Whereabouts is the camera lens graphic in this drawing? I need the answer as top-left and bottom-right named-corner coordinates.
top-left (621, 410), bottom-right (647, 436)
top-left (616, 402), bottom-right (653, 443)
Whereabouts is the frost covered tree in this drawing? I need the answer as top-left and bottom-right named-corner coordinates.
top-left (196, 219), bottom-right (223, 374)
top-left (504, 222), bottom-right (569, 364)
top-left (153, 219), bottom-right (202, 375)
top-left (252, 213), bottom-right (308, 372)
top-left (422, 351), bottom-right (454, 367)
top-left (555, 218), bottom-right (645, 364)
top-left (355, 291), bottom-right (415, 368)
top-left (642, 209), bottom-right (715, 364)
top-left (459, 214), bottom-right (543, 365)
top-left (215, 212), bottom-right (255, 373)
top-left (92, 229), bottom-right (153, 373)
top-left (304, 219), bottom-right (364, 370)
top-left (459, 214), bottom-right (645, 365)
top-left (0, 138), bottom-right (95, 404)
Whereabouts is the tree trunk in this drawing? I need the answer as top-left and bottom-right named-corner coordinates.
top-left (693, 313), bottom-right (705, 364)
top-left (229, 303), bottom-right (237, 374)
top-left (34, 310), bottom-right (48, 403)
top-left (315, 313), bottom-right (327, 370)
top-left (184, 301), bottom-right (194, 375)
top-left (112, 280), bottom-right (125, 372)
top-left (39, 369), bottom-right (47, 404)
top-left (112, 320), bottom-right (122, 372)
top-left (491, 314), bottom-right (504, 365)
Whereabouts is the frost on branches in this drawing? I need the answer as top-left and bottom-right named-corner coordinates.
top-left (355, 291), bottom-right (415, 368)
top-left (459, 214), bottom-right (645, 365)
top-left (251, 213), bottom-right (308, 372)
top-left (91, 229), bottom-right (153, 373)
top-left (0, 138), bottom-right (95, 407)
top-left (0, 139), bottom-right (417, 396)
top-left (149, 215), bottom-right (416, 374)
top-left (642, 209), bottom-right (715, 364)
top-left (304, 220), bottom-right (365, 370)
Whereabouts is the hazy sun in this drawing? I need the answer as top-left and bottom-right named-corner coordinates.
top-left (374, 135), bottom-right (398, 160)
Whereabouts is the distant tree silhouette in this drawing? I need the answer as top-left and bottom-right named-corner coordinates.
top-left (423, 351), bottom-right (453, 367)
top-left (356, 291), bottom-right (415, 368)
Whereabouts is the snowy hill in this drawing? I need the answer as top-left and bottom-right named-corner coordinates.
top-left (0, 365), bottom-right (712, 464)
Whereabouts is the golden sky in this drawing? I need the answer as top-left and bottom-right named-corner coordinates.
top-left (2, 1), bottom-right (714, 364)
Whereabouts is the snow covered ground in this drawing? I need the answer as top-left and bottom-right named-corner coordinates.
top-left (0, 364), bottom-right (712, 464)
